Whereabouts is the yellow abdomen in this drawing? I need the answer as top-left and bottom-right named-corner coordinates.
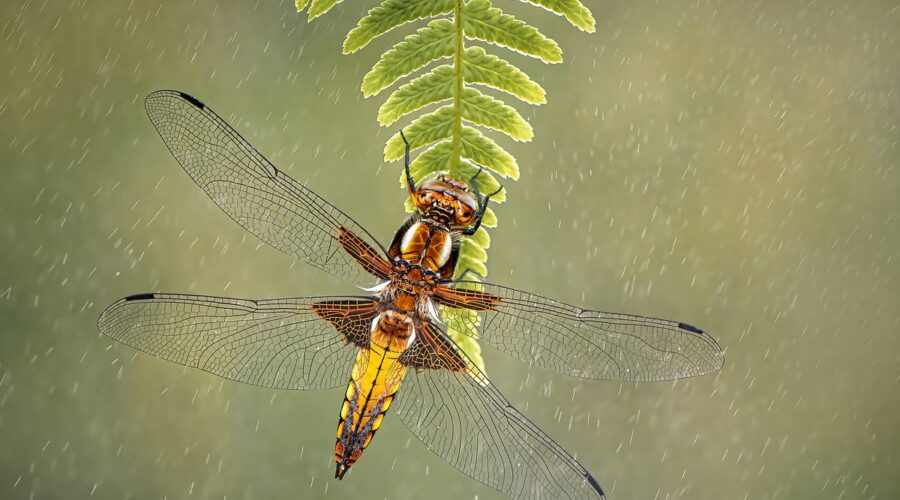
top-left (334, 319), bottom-right (408, 478)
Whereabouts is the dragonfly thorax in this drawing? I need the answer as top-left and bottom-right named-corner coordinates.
top-left (389, 218), bottom-right (458, 283)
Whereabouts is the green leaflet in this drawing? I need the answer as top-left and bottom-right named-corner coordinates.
top-left (344, 0), bottom-right (455, 53)
top-left (465, 225), bottom-right (491, 248)
top-left (386, 105), bottom-right (456, 155)
top-left (459, 237), bottom-right (488, 261)
top-left (409, 139), bottom-right (454, 173)
top-left (384, 92), bottom-right (531, 151)
top-left (463, 47), bottom-right (546, 104)
top-left (391, 125), bottom-right (517, 180)
top-left (455, 254), bottom-right (488, 277)
top-left (361, 19), bottom-right (455, 97)
top-left (464, 0), bottom-right (562, 63)
top-left (380, 70), bottom-right (533, 140)
top-left (520, 0), bottom-right (596, 33)
top-left (459, 126), bottom-right (518, 179)
top-left (307, 0), bottom-right (342, 21)
top-left (378, 65), bottom-right (455, 126)
top-left (462, 87), bottom-right (532, 141)
top-left (294, 0), bottom-right (595, 377)
top-left (481, 206), bottom-right (497, 227)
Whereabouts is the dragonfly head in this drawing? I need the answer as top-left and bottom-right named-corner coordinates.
top-left (413, 176), bottom-right (479, 230)
top-left (400, 131), bottom-right (497, 234)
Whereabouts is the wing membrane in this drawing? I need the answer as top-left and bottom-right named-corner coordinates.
top-left (144, 90), bottom-right (391, 287)
top-left (434, 282), bottom-right (725, 381)
top-left (395, 322), bottom-right (605, 499)
top-left (98, 293), bottom-right (377, 390)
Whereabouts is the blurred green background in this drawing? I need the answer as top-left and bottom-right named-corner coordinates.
top-left (1, 1), bottom-right (898, 498)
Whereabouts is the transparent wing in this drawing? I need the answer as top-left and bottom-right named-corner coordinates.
top-left (98, 293), bottom-right (378, 390)
top-left (434, 282), bottom-right (725, 381)
top-left (395, 322), bottom-right (605, 500)
top-left (144, 90), bottom-right (392, 287)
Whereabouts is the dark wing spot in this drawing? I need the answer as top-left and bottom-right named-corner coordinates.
top-left (124, 292), bottom-right (155, 301)
top-left (585, 472), bottom-right (606, 498)
top-left (178, 92), bottom-right (205, 109)
top-left (678, 322), bottom-right (704, 335)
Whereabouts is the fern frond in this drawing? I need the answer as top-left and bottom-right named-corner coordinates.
top-left (463, 47), bottom-right (546, 104)
top-left (520, 0), bottom-right (596, 32)
top-left (344, 0), bottom-right (455, 53)
top-left (361, 19), bottom-right (455, 97)
top-left (295, 0), bottom-right (595, 375)
top-left (462, 88), bottom-right (532, 141)
top-left (465, 0), bottom-right (562, 63)
top-left (378, 65), bottom-right (455, 126)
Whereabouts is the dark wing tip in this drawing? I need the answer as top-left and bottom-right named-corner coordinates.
top-left (124, 292), bottom-right (156, 302)
top-left (177, 91), bottom-right (205, 109)
top-left (144, 90), bottom-right (205, 110)
top-left (98, 293), bottom-right (155, 332)
top-left (585, 472), bottom-right (606, 498)
top-left (678, 322), bottom-right (704, 335)
top-left (678, 322), bottom-right (726, 371)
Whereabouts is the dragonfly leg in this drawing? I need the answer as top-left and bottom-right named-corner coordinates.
top-left (400, 129), bottom-right (416, 199)
top-left (467, 166), bottom-right (484, 201)
top-left (462, 183), bottom-right (503, 236)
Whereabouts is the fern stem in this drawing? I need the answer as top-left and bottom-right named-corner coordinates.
top-left (451, 0), bottom-right (465, 173)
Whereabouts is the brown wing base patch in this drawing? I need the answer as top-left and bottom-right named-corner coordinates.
top-left (311, 299), bottom-right (378, 348)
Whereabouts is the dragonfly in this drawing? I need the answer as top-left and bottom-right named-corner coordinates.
top-left (98, 90), bottom-right (725, 500)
